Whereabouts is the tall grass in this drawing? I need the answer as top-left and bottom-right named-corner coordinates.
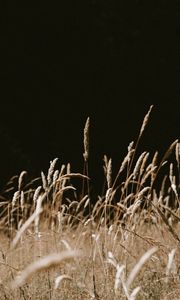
top-left (0, 106), bottom-right (179, 299)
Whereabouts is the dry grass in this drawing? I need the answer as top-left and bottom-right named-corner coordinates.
top-left (0, 106), bottom-right (179, 299)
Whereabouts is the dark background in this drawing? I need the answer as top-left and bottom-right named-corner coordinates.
top-left (1, 1), bottom-right (179, 194)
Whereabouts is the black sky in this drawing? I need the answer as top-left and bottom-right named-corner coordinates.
top-left (1, 1), bottom-right (179, 191)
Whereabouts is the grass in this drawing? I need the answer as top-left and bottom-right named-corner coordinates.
top-left (0, 105), bottom-right (179, 299)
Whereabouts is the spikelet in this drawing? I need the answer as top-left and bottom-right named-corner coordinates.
top-left (11, 207), bottom-right (43, 249)
top-left (151, 151), bottom-right (158, 184)
top-left (18, 171), bottom-right (27, 191)
top-left (140, 152), bottom-right (149, 176)
top-left (67, 163), bottom-right (71, 174)
top-left (107, 158), bottom-right (112, 188)
top-left (47, 158), bottom-right (59, 185)
top-left (133, 152), bottom-right (147, 180)
top-left (33, 186), bottom-right (42, 205)
top-left (41, 171), bottom-right (47, 190)
top-left (61, 239), bottom-right (72, 251)
top-left (103, 154), bottom-right (108, 171)
top-left (12, 191), bottom-right (20, 208)
top-left (152, 151), bottom-right (158, 167)
top-left (53, 170), bottom-right (59, 184)
top-left (114, 264), bottom-right (125, 293)
top-left (119, 149), bottom-right (135, 174)
top-left (126, 247), bottom-right (157, 290)
top-left (165, 249), bottom-right (176, 283)
top-left (128, 141), bottom-right (134, 152)
top-left (169, 163), bottom-right (178, 198)
top-left (112, 141), bottom-right (134, 189)
top-left (160, 140), bottom-right (178, 169)
top-left (34, 193), bottom-right (47, 234)
top-left (139, 105), bottom-right (153, 137)
top-left (83, 117), bottom-right (90, 162)
top-left (54, 274), bottom-right (72, 289)
top-left (11, 250), bottom-right (80, 288)
top-left (20, 191), bottom-right (25, 212)
top-left (175, 142), bottom-right (180, 165)
top-left (59, 164), bottom-right (66, 177)
top-left (141, 165), bottom-right (157, 186)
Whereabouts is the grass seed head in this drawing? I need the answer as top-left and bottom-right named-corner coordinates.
top-left (11, 250), bottom-right (81, 288)
top-left (83, 117), bottom-right (90, 162)
top-left (140, 105), bottom-right (153, 137)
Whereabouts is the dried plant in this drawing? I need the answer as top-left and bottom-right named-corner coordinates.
top-left (12, 250), bottom-right (80, 288)
top-left (0, 106), bottom-right (179, 300)
top-left (83, 117), bottom-right (90, 162)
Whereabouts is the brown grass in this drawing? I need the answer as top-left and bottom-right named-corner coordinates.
top-left (0, 106), bottom-right (179, 299)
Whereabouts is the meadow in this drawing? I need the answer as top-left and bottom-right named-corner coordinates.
top-left (0, 106), bottom-right (179, 299)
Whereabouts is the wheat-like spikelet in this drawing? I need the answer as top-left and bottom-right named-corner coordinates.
top-left (34, 193), bottom-right (48, 234)
top-left (126, 247), bottom-right (157, 290)
top-left (11, 250), bottom-right (80, 288)
top-left (107, 158), bottom-right (112, 188)
top-left (159, 140), bottom-right (178, 172)
top-left (159, 175), bottom-right (168, 198)
top-left (83, 117), bottom-right (90, 162)
top-left (11, 207), bottom-right (43, 249)
top-left (33, 186), bottom-right (42, 204)
top-left (67, 162), bottom-right (71, 174)
top-left (47, 158), bottom-right (59, 185)
top-left (61, 239), bottom-right (72, 251)
top-left (20, 191), bottom-right (24, 212)
top-left (120, 150), bottom-right (135, 175)
top-left (103, 155), bottom-right (112, 188)
top-left (114, 264), bottom-right (125, 293)
top-left (175, 142), bottom-right (180, 165)
top-left (152, 151), bottom-right (158, 167)
top-left (12, 191), bottom-right (20, 208)
top-left (150, 151), bottom-right (159, 184)
top-left (139, 105), bottom-right (153, 137)
top-left (165, 249), bottom-right (176, 283)
top-left (103, 154), bottom-right (108, 172)
top-left (41, 171), bottom-right (47, 190)
top-left (59, 164), bottom-right (66, 178)
top-left (139, 152), bottom-right (149, 176)
top-left (169, 163), bottom-right (178, 198)
top-left (128, 141), bottom-right (134, 152)
top-left (18, 171), bottom-right (27, 191)
top-left (141, 165), bottom-right (157, 186)
top-left (53, 170), bottom-right (59, 184)
top-left (133, 152), bottom-right (147, 180)
top-left (121, 174), bottom-right (134, 194)
top-left (112, 142), bottom-right (134, 189)
top-left (54, 274), bottom-right (72, 289)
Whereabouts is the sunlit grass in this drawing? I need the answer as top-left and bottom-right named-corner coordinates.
top-left (0, 106), bottom-right (179, 299)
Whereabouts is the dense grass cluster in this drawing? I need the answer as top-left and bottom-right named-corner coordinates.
top-left (0, 106), bottom-right (179, 299)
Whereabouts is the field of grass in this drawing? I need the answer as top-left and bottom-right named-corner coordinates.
top-left (0, 106), bottom-right (179, 299)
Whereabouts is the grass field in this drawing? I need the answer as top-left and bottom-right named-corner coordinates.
top-left (0, 106), bottom-right (179, 299)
